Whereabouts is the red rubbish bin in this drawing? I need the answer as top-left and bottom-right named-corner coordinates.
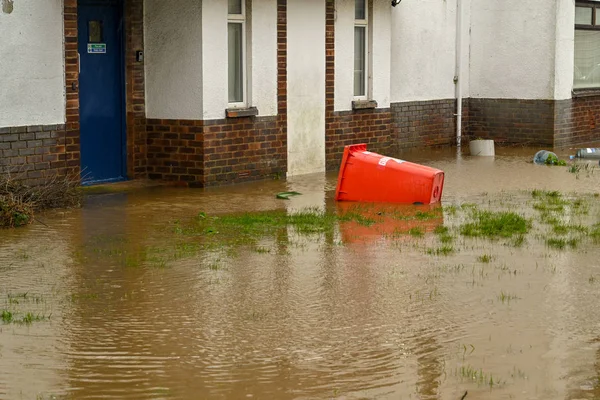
top-left (335, 143), bottom-right (444, 204)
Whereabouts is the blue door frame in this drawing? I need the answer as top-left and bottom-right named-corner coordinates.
top-left (77, 0), bottom-right (127, 184)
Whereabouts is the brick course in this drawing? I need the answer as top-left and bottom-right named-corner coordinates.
top-left (392, 99), bottom-right (457, 149)
top-left (465, 98), bottom-right (555, 146)
top-left (147, 116), bottom-right (286, 187)
top-left (326, 110), bottom-right (393, 169)
top-left (0, 124), bottom-right (69, 185)
top-left (125, 0), bottom-right (147, 178)
top-left (554, 95), bottom-right (600, 148)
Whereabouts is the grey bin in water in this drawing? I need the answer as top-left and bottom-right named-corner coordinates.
top-left (533, 150), bottom-right (558, 165)
top-left (576, 148), bottom-right (600, 159)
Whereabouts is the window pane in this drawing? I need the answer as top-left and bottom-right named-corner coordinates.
top-left (574, 30), bottom-right (600, 89)
top-left (575, 6), bottom-right (592, 25)
top-left (88, 20), bottom-right (103, 43)
top-left (228, 23), bottom-right (244, 103)
top-left (355, 0), bottom-right (366, 20)
top-left (354, 26), bottom-right (366, 96)
top-left (229, 0), bottom-right (242, 15)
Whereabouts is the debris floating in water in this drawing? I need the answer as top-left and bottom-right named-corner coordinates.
top-left (533, 150), bottom-right (566, 166)
top-left (276, 191), bottom-right (302, 200)
top-left (575, 148), bottom-right (600, 159)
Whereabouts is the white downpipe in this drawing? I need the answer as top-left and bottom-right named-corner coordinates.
top-left (454, 0), bottom-right (463, 147)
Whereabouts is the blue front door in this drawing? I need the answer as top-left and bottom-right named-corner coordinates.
top-left (78, 0), bottom-right (125, 184)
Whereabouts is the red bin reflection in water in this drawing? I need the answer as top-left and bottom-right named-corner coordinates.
top-left (336, 202), bottom-right (444, 245)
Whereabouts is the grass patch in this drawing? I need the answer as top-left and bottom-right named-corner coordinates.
top-left (508, 234), bottom-right (526, 247)
top-left (546, 237), bottom-right (579, 249)
top-left (1, 309), bottom-right (49, 324)
top-left (434, 225), bottom-right (454, 243)
top-left (456, 364), bottom-right (504, 387)
top-left (408, 227), bottom-right (424, 237)
top-left (591, 223), bottom-right (600, 242)
top-left (176, 207), bottom-right (383, 247)
top-left (498, 290), bottom-right (519, 304)
top-left (477, 254), bottom-right (494, 263)
top-left (460, 210), bottom-right (530, 239)
top-left (551, 224), bottom-right (588, 235)
top-left (426, 245), bottom-right (455, 256)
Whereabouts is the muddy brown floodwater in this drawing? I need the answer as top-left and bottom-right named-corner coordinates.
top-left (1, 147), bottom-right (600, 400)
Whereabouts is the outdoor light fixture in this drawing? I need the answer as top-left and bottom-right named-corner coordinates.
top-left (391, 0), bottom-right (402, 6)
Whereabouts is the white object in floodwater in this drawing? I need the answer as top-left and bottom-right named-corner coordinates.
top-left (469, 139), bottom-right (495, 156)
top-left (575, 148), bottom-right (600, 159)
top-left (533, 150), bottom-right (558, 164)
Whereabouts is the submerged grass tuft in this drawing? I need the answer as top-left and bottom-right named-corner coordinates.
top-left (426, 245), bottom-right (455, 256)
top-left (456, 364), bottom-right (504, 388)
top-left (1, 309), bottom-right (49, 324)
top-left (546, 237), bottom-right (579, 249)
top-left (498, 290), bottom-right (519, 304)
top-left (460, 210), bottom-right (530, 239)
top-left (477, 254), bottom-right (494, 263)
top-left (408, 227), bottom-right (424, 237)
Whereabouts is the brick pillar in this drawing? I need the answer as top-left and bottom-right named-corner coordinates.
top-left (63, 0), bottom-right (81, 178)
top-left (125, 0), bottom-right (147, 179)
top-left (324, 0), bottom-right (336, 168)
top-left (277, 0), bottom-right (288, 163)
top-left (325, 0), bottom-right (335, 117)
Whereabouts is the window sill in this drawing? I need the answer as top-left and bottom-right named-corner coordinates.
top-left (572, 88), bottom-right (600, 98)
top-left (225, 107), bottom-right (258, 118)
top-left (352, 100), bottom-right (377, 110)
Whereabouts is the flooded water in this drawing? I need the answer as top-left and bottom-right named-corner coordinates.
top-left (1, 147), bottom-right (600, 400)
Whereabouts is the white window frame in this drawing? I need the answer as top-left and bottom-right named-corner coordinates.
top-left (228, 0), bottom-right (247, 108)
top-left (354, 0), bottom-right (369, 100)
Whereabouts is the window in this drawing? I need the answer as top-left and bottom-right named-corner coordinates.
top-left (574, 2), bottom-right (600, 89)
top-left (354, 0), bottom-right (368, 98)
top-left (228, 0), bottom-right (246, 105)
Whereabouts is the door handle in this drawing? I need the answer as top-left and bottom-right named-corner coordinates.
top-left (78, 52), bottom-right (81, 74)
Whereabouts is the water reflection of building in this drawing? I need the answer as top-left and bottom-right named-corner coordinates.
top-left (0, 211), bottom-right (76, 398)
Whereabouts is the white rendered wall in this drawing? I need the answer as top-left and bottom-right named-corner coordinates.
top-left (371, 0), bottom-right (391, 108)
top-left (554, 0), bottom-right (574, 100)
top-left (201, 0), bottom-right (228, 120)
top-left (390, 0), bottom-right (458, 103)
top-left (251, 0), bottom-right (278, 116)
top-left (469, 0), bottom-right (556, 100)
top-left (287, 0), bottom-right (326, 176)
top-left (0, 0), bottom-right (65, 127)
top-left (335, 0), bottom-right (391, 111)
top-left (144, 0), bottom-right (203, 119)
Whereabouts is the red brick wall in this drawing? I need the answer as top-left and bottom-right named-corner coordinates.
top-left (465, 98), bottom-right (555, 146)
top-left (146, 119), bottom-right (203, 184)
top-left (0, 125), bottom-right (70, 185)
top-left (324, 0), bottom-right (392, 169)
top-left (554, 96), bottom-right (600, 148)
top-left (146, 117), bottom-right (286, 187)
top-left (392, 99), bottom-right (456, 149)
top-left (326, 110), bottom-right (392, 169)
top-left (203, 117), bottom-right (286, 186)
